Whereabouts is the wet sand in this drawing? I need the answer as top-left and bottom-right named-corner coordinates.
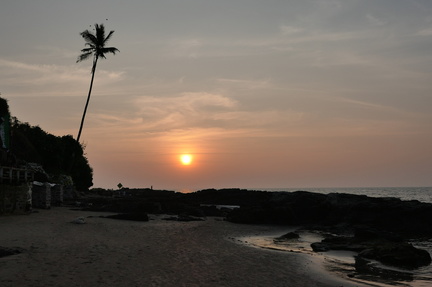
top-left (0, 207), bottom-right (366, 287)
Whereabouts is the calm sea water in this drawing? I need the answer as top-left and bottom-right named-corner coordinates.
top-left (257, 187), bottom-right (432, 204)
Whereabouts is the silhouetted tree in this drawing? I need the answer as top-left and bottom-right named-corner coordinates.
top-left (10, 119), bottom-right (93, 190)
top-left (76, 23), bottom-right (119, 142)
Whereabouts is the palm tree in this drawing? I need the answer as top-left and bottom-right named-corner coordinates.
top-left (76, 23), bottom-right (119, 142)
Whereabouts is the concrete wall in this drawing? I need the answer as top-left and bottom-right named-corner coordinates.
top-left (32, 183), bottom-right (51, 209)
top-left (0, 183), bottom-right (32, 214)
top-left (51, 184), bottom-right (63, 206)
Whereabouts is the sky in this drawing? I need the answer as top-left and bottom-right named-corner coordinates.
top-left (1, 0), bottom-right (432, 191)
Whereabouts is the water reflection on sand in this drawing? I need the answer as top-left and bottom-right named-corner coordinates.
top-left (240, 229), bottom-right (432, 287)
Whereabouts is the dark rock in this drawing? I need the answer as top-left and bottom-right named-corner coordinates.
top-left (79, 188), bottom-right (432, 239)
top-left (311, 242), bottom-right (329, 252)
top-left (274, 232), bottom-right (300, 242)
top-left (178, 214), bottom-right (204, 221)
top-left (163, 215), bottom-right (204, 222)
top-left (359, 242), bottom-right (431, 269)
top-left (0, 247), bottom-right (23, 258)
top-left (200, 205), bottom-right (224, 217)
top-left (354, 227), bottom-right (404, 242)
top-left (103, 213), bottom-right (149, 222)
top-left (311, 235), bottom-right (367, 252)
top-left (225, 191), bottom-right (432, 239)
top-left (311, 233), bottom-right (431, 270)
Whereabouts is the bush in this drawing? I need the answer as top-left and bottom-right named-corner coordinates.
top-left (10, 119), bottom-right (93, 191)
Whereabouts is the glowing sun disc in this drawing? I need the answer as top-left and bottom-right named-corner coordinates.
top-left (180, 154), bottom-right (192, 165)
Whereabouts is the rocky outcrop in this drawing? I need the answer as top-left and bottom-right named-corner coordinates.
top-left (81, 188), bottom-right (432, 239)
top-left (358, 241), bottom-right (431, 269)
top-left (310, 228), bottom-right (431, 270)
top-left (78, 188), bottom-right (432, 270)
top-left (273, 232), bottom-right (300, 243)
top-left (227, 191), bottom-right (432, 238)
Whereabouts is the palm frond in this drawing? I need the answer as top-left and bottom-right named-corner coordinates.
top-left (80, 47), bottom-right (94, 53)
top-left (84, 43), bottom-right (96, 49)
top-left (80, 30), bottom-right (97, 45)
top-left (95, 24), bottom-right (106, 42)
top-left (103, 30), bottom-right (115, 44)
top-left (103, 47), bottom-right (120, 55)
top-left (76, 51), bottom-right (93, 63)
top-left (97, 47), bottom-right (119, 59)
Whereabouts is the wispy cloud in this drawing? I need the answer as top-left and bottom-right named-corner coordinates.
top-left (133, 92), bottom-right (237, 129)
top-left (0, 58), bottom-right (125, 96)
top-left (85, 90), bottom-right (306, 143)
top-left (415, 27), bottom-right (432, 36)
top-left (279, 25), bottom-right (303, 36)
top-left (366, 14), bottom-right (386, 26)
top-left (166, 38), bottom-right (203, 58)
top-left (34, 45), bottom-right (78, 59)
top-left (216, 78), bottom-right (272, 90)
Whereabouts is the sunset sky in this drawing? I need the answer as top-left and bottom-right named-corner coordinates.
top-left (1, 0), bottom-right (431, 191)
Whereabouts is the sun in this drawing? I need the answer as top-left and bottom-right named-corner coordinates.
top-left (180, 154), bottom-right (193, 165)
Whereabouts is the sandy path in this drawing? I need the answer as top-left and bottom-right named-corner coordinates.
top-left (0, 207), bottom-right (365, 287)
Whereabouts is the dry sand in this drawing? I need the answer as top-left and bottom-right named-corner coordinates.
top-left (0, 207), bottom-right (367, 287)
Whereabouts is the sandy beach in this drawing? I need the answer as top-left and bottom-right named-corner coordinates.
top-left (0, 207), bottom-right (366, 287)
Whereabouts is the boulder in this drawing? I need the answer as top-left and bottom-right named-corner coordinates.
top-left (103, 213), bottom-right (149, 222)
top-left (0, 247), bottom-right (23, 258)
top-left (310, 230), bottom-right (431, 270)
top-left (71, 217), bottom-right (86, 224)
top-left (359, 242), bottom-right (431, 270)
top-left (162, 215), bottom-right (204, 222)
top-left (274, 232), bottom-right (300, 243)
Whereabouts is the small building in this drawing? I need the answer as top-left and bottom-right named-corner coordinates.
top-left (32, 181), bottom-right (51, 209)
top-left (0, 166), bottom-right (34, 215)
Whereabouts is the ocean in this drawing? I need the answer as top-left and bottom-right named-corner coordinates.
top-left (257, 186), bottom-right (432, 204)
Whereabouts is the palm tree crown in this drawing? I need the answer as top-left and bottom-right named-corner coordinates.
top-left (76, 23), bottom-right (119, 142)
top-left (77, 23), bottom-right (119, 65)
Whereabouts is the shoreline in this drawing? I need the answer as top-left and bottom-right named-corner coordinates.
top-left (240, 230), bottom-right (424, 287)
top-left (0, 207), bottom-right (366, 287)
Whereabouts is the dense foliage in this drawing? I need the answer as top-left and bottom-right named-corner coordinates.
top-left (0, 97), bottom-right (9, 115)
top-left (10, 118), bottom-right (93, 191)
top-left (0, 98), bottom-right (11, 158)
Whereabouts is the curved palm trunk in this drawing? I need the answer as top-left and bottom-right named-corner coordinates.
top-left (77, 56), bottom-right (98, 142)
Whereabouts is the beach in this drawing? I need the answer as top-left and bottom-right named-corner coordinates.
top-left (0, 207), bottom-right (366, 287)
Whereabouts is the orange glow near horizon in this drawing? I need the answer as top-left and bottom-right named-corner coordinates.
top-left (180, 154), bottom-right (193, 165)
